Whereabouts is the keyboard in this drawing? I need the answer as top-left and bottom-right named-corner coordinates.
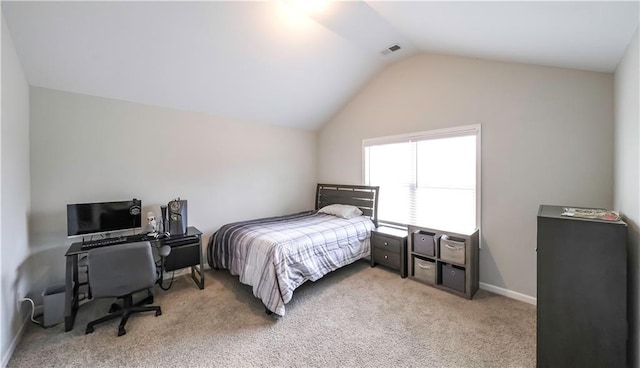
top-left (80, 234), bottom-right (197, 250)
top-left (81, 237), bottom-right (128, 250)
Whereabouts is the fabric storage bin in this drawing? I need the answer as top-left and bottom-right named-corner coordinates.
top-left (442, 263), bottom-right (466, 293)
top-left (413, 257), bottom-right (436, 284)
top-left (413, 231), bottom-right (436, 256)
top-left (439, 235), bottom-right (466, 265)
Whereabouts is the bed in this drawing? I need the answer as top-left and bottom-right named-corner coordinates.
top-left (207, 184), bottom-right (379, 316)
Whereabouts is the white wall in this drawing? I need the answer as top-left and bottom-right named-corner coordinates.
top-left (318, 53), bottom-right (614, 299)
top-left (614, 27), bottom-right (639, 367)
top-left (1, 12), bottom-right (31, 367)
top-left (28, 87), bottom-right (317, 300)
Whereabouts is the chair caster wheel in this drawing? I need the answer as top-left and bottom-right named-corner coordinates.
top-left (118, 328), bottom-right (126, 336)
top-left (155, 310), bottom-right (162, 317)
top-left (85, 326), bottom-right (94, 334)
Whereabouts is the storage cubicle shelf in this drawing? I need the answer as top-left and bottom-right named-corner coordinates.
top-left (407, 225), bottom-right (479, 299)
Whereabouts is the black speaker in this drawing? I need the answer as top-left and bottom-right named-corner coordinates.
top-left (160, 205), bottom-right (167, 233)
top-left (167, 198), bottom-right (187, 235)
top-left (129, 199), bottom-right (141, 216)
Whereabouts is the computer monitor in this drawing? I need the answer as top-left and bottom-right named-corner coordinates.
top-left (66, 199), bottom-right (142, 237)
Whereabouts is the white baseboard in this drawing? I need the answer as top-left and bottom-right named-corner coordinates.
top-left (479, 282), bottom-right (537, 305)
top-left (1, 314), bottom-right (29, 368)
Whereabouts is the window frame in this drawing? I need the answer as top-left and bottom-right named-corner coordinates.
top-left (362, 124), bottom-right (482, 232)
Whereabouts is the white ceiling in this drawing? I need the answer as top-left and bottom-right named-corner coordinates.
top-left (2, 1), bottom-right (638, 130)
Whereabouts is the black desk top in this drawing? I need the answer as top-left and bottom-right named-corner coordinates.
top-left (65, 226), bottom-right (202, 256)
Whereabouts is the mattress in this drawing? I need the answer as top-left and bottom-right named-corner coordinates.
top-left (207, 210), bottom-right (374, 316)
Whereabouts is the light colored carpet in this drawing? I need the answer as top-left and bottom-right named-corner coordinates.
top-left (8, 261), bottom-right (535, 367)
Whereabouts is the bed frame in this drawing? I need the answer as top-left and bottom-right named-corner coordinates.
top-left (315, 183), bottom-right (379, 227)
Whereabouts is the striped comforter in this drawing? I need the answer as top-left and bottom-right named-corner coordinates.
top-left (207, 211), bottom-right (374, 316)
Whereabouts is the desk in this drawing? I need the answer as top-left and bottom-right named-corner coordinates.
top-left (64, 226), bottom-right (204, 332)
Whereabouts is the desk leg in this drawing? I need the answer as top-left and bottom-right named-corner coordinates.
top-left (64, 254), bottom-right (78, 332)
top-left (190, 266), bottom-right (204, 290)
top-left (189, 238), bottom-right (205, 290)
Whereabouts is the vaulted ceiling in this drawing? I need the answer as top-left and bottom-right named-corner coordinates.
top-left (2, 1), bottom-right (638, 130)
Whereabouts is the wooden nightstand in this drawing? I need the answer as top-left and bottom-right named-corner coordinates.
top-left (370, 226), bottom-right (408, 278)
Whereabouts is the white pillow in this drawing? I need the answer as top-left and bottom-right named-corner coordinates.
top-left (318, 204), bottom-right (363, 219)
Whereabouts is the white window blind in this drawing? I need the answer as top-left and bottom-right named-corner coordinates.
top-left (363, 126), bottom-right (480, 233)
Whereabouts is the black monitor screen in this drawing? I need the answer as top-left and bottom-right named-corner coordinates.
top-left (67, 199), bottom-right (142, 237)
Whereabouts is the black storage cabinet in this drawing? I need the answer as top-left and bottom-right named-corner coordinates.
top-left (537, 205), bottom-right (627, 367)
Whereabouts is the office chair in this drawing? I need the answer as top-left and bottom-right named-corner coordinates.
top-left (85, 241), bottom-right (163, 336)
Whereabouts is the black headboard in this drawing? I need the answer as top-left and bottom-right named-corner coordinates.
top-left (315, 184), bottom-right (380, 227)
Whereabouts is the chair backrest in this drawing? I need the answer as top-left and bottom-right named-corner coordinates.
top-left (88, 241), bottom-right (156, 298)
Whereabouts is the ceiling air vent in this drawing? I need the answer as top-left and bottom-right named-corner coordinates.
top-left (381, 43), bottom-right (402, 55)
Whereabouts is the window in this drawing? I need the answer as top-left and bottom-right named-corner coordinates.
top-left (363, 125), bottom-right (480, 233)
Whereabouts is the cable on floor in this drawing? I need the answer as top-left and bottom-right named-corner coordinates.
top-left (18, 298), bottom-right (45, 328)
